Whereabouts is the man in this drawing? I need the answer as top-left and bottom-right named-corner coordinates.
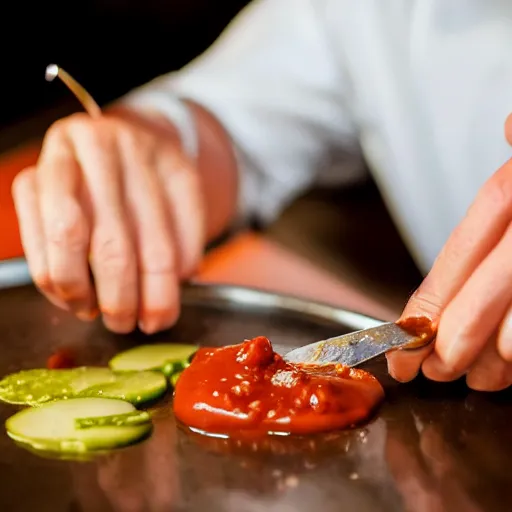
top-left (12, 0), bottom-right (512, 391)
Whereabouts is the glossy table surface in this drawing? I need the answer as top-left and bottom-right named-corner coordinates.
top-left (0, 283), bottom-right (511, 512)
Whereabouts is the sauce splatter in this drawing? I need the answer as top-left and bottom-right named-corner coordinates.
top-left (173, 336), bottom-right (384, 436)
top-left (47, 349), bottom-right (76, 370)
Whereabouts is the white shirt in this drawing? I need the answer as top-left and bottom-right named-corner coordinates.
top-left (122, 0), bottom-right (512, 274)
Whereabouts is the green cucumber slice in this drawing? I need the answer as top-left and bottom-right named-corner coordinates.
top-left (69, 368), bottom-right (118, 393)
top-left (109, 344), bottom-right (197, 372)
top-left (170, 371), bottom-right (183, 388)
top-left (6, 398), bottom-right (152, 454)
top-left (78, 371), bottom-right (167, 406)
top-left (0, 367), bottom-right (116, 406)
top-left (161, 360), bottom-right (190, 378)
top-left (76, 410), bottom-right (151, 429)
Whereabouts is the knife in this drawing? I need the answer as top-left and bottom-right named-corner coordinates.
top-left (284, 321), bottom-right (435, 367)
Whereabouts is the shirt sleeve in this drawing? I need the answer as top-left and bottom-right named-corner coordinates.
top-left (121, 0), bottom-right (364, 224)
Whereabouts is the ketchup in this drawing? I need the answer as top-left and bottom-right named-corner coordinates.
top-left (173, 336), bottom-right (384, 436)
top-left (396, 316), bottom-right (436, 349)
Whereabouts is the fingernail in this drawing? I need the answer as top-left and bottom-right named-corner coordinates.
top-left (138, 320), bottom-right (158, 335)
top-left (76, 308), bottom-right (99, 322)
top-left (103, 314), bottom-right (135, 334)
top-left (388, 365), bottom-right (419, 383)
top-left (442, 343), bottom-right (469, 377)
top-left (422, 353), bottom-right (464, 382)
top-left (46, 294), bottom-right (70, 311)
top-left (386, 353), bottom-right (421, 383)
top-left (139, 310), bottom-right (177, 335)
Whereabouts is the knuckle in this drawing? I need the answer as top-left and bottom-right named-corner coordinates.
top-left (93, 234), bottom-right (134, 275)
top-left (46, 203), bottom-right (87, 251)
top-left (403, 285), bottom-right (443, 321)
top-left (143, 246), bottom-right (176, 275)
top-left (67, 114), bottom-right (101, 139)
top-left (45, 113), bottom-right (90, 142)
top-left (117, 124), bottom-right (153, 153)
top-left (44, 113), bottom-right (98, 154)
top-left (45, 117), bottom-right (70, 143)
top-left (65, 113), bottom-right (117, 146)
top-left (410, 288), bottom-right (442, 310)
top-left (66, 112), bottom-right (94, 130)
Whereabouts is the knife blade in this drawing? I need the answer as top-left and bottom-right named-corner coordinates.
top-left (284, 322), bottom-right (434, 367)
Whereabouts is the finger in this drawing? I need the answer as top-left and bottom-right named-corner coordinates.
top-left (68, 116), bottom-right (138, 333)
top-left (37, 123), bottom-right (97, 319)
top-left (464, 341), bottom-right (512, 391)
top-left (12, 167), bottom-right (67, 310)
top-left (386, 344), bottom-right (434, 382)
top-left (421, 336), bottom-right (507, 387)
top-left (118, 129), bottom-right (180, 334)
top-left (505, 113), bottom-right (512, 146)
top-left (419, 351), bottom-right (465, 382)
top-left (156, 146), bottom-right (205, 278)
top-left (432, 221), bottom-right (512, 374)
top-left (497, 304), bottom-right (512, 361)
top-left (388, 159), bottom-right (512, 378)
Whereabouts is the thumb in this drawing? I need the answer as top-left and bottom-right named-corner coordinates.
top-left (387, 153), bottom-right (512, 382)
top-left (386, 285), bottom-right (442, 382)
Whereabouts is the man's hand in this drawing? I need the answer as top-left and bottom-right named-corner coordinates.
top-left (387, 115), bottom-right (512, 391)
top-left (12, 105), bottom-right (237, 334)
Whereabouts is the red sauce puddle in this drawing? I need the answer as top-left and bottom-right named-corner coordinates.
top-left (173, 336), bottom-right (384, 436)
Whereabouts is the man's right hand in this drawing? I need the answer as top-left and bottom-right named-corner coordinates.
top-left (13, 110), bottom-right (209, 334)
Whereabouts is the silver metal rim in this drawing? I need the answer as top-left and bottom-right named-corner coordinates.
top-left (0, 259), bottom-right (31, 289)
top-left (0, 259), bottom-right (384, 331)
top-left (183, 282), bottom-right (384, 331)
